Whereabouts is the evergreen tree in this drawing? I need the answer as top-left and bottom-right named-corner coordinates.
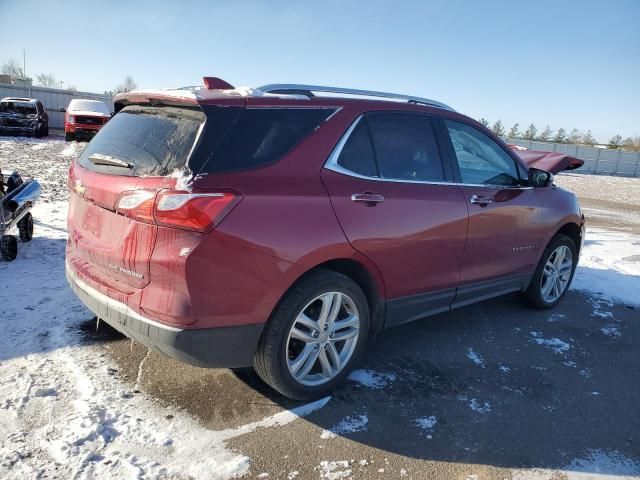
top-left (507, 123), bottom-right (521, 138)
top-left (538, 125), bottom-right (554, 141)
top-left (492, 120), bottom-right (506, 137)
top-left (523, 124), bottom-right (537, 140)
top-left (553, 128), bottom-right (567, 143)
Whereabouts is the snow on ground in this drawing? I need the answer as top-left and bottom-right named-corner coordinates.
top-left (466, 348), bottom-right (485, 368)
top-left (555, 173), bottom-right (640, 207)
top-left (347, 369), bottom-right (396, 389)
top-left (320, 413), bottom-right (368, 439)
top-left (571, 229), bottom-right (640, 307)
top-left (529, 332), bottom-right (572, 354)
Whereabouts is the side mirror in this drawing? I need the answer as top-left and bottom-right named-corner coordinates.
top-left (528, 168), bottom-right (554, 188)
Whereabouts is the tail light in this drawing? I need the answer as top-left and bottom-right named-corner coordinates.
top-left (116, 190), bottom-right (239, 232)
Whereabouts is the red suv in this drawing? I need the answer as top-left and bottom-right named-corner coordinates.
top-left (66, 78), bottom-right (584, 399)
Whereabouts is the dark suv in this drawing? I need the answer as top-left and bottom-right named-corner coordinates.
top-left (66, 78), bottom-right (584, 399)
top-left (0, 97), bottom-right (49, 137)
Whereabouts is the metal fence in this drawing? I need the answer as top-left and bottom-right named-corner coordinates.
top-left (507, 138), bottom-right (640, 177)
top-left (0, 83), bottom-right (113, 130)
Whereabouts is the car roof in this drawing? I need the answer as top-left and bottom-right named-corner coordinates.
top-left (1, 97), bottom-right (37, 103)
top-left (114, 77), bottom-right (455, 113)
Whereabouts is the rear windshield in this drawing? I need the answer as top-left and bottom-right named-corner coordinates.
top-left (77, 105), bottom-right (204, 177)
top-left (0, 102), bottom-right (37, 115)
top-left (191, 106), bottom-right (335, 174)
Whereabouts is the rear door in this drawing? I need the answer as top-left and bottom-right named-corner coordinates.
top-left (67, 105), bottom-right (205, 293)
top-left (321, 112), bottom-right (469, 326)
top-left (438, 118), bottom-right (543, 303)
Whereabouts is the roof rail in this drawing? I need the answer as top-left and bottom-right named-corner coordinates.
top-left (257, 83), bottom-right (454, 111)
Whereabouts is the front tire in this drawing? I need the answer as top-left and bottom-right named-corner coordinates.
top-left (0, 235), bottom-right (18, 261)
top-left (253, 269), bottom-right (369, 400)
top-left (18, 213), bottom-right (34, 242)
top-left (65, 132), bottom-right (74, 142)
top-left (524, 234), bottom-right (577, 309)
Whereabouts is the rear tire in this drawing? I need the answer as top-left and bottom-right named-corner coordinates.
top-left (524, 234), bottom-right (577, 309)
top-left (18, 213), bottom-right (34, 242)
top-left (65, 132), bottom-right (74, 142)
top-left (0, 235), bottom-right (18, 261)
top-left (253, 269), bottom-right (369, 400)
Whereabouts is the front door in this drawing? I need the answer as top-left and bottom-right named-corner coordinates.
top-left (439, 118), bottom-right (543, 305)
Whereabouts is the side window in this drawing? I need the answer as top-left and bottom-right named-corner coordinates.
top-left (198, 107), bottom-right (335, 173)
top-left (367, 113), bottom-right (444, 182)
top-left (444, 119), bottom-right (519, 186)
top-left (336, 120), bottom-right (377, 177)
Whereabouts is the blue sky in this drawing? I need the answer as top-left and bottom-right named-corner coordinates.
top-left (1, 0), bottom-right (639, 141)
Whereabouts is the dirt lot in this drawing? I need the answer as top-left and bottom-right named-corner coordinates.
top-left (1, 136), bottom-right (639, 479)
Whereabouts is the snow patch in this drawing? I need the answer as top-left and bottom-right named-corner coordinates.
top-left (414, 415), bottom-right (437, 437)
top-left (347, 369), bottom-right (396, 389)
top-left (529, 332), bottom-right (571, 354)
top-left (572, 229), bottom-right (640, 307)
top-left (320, 414), bottom-right (368, 439)
top-left (600, 325), bottom-right (621, 337)
top-left (457, 395), bottom-right (491, 414)
top-left (317, 460), bottom-right (352, 479)
top-left (466, 348), bottom-right (485, 368)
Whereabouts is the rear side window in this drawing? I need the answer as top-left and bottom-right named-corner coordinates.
top-left (196, 107), bottom-right (335, 173)
top-left (367, 113), bottom-right (444, 182)
top-left (78, 105), bottom-right (204, 177)
top-left (336, 120), bottom-right (378, 177)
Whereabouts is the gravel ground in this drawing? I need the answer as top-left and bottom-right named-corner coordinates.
top-left (1, 137), bottom-right (639, 480)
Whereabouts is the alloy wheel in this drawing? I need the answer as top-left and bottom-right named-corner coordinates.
top-left (540, 245), bottom-right (574, 303)
top-left (286, 291), bottom-right (360, 386)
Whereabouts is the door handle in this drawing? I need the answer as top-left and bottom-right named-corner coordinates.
top-left (470, 194), bottom-right (493, 205)
top-left (351, 193), bottom-right (385, 205)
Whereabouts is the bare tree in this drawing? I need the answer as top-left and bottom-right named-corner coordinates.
top-left (113, 75), bottom-right (138, 94)
top-left (492, 120), bottom-right (506, 137)
top-left (538, 125), bottom-right (554, 141)
top-left (66, 85), bottom-right (78, 92)
top-left (1, 59), bottom-right (25, 78)
top-left (553, 128), bottom-right (567, 143)
top-left (523, 124), bottom-right (537, 140)
top-left (507, 123), bottom-right (521, 138)
top-left (36, 73), bottom-right (57, 87)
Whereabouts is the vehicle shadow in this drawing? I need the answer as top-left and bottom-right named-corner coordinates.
top-left (226, 288), bottom-right (639, 474)
top-left (64, 266), bottom-right (639, 475)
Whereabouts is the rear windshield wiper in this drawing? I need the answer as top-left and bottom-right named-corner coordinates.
top-left (88, 153), bottom-right (133, 169)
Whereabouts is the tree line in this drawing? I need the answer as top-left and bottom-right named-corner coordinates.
top-left (479, 118), bottom-right (640, 152)
top-left (1, 58), bottom-right (137, 95)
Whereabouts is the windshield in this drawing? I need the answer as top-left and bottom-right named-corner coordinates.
top-left (77, 105), bottom-right (204, 177)
top-left (68, 99), bottom-right (110, 115)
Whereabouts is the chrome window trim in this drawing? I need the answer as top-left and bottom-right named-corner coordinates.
top-left (324, 114), bottom-right (533, 190)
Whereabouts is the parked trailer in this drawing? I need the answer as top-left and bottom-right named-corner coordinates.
top-left (0, 169), bottom-right (41, 261)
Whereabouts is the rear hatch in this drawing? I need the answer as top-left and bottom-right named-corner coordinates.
top-left (67, 105), bottom-right (205, 292)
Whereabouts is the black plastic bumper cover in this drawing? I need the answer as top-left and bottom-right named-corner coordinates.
top-left (66, 262), bottom-right (264, 368)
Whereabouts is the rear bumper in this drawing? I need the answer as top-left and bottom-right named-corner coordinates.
top-left (66, 260), bottom-right (263, 368)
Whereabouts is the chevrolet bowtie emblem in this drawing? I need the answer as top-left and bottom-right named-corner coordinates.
top-left (74, 179), bottom-right (86, 196)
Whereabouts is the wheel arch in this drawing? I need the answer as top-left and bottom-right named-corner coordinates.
top-left (273, 256), bottom-right (387, 338)
top-left (555, 222), bottom-right (582, 253)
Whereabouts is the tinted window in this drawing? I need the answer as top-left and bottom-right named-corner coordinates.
top-left (78, 105), bottom-right (204, 177)
top-left (444, 119), bottom-right (519, 186)
top-left (336, 120), bottom-right (377, 177)
top-left (197, 107), bottom-right (334, 173)
top-left (367, 113), bottom-right (444, 182)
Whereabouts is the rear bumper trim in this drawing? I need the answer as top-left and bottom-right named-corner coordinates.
top-left (65, 260), bottom-right (264, 368)
top-left (66, 260), bottom-right (182, 332)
